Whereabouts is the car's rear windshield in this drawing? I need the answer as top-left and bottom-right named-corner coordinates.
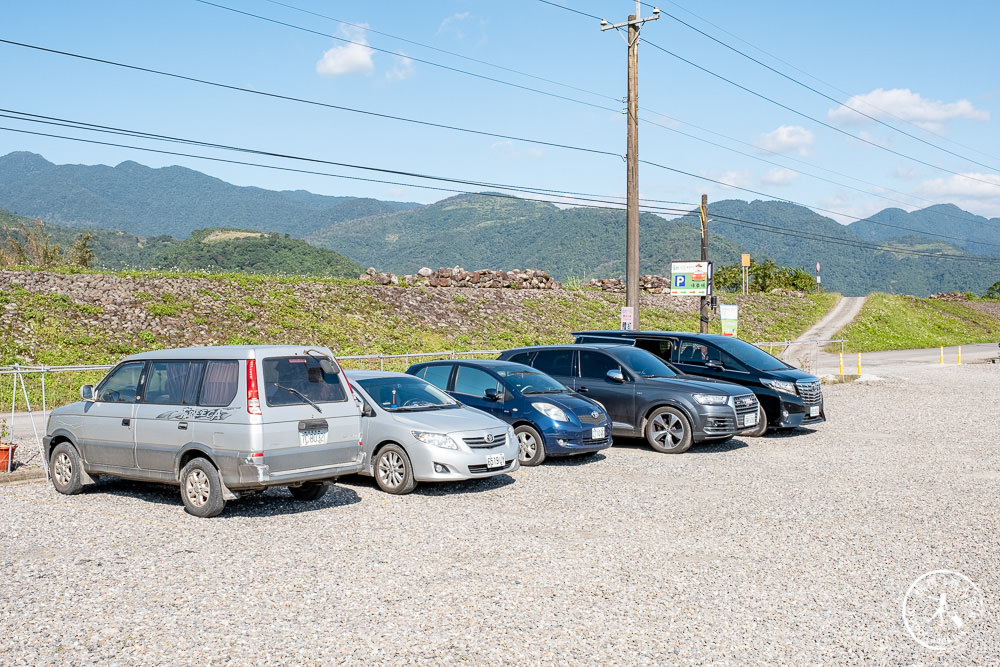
top-left (262, 356), bottom-right (347, 406)
top-left (495, 367), bottom-right (568, 394)
top-left (357, 376), bottom-right (458, 411)
top-left (711, 338), bottom-right (791, 371)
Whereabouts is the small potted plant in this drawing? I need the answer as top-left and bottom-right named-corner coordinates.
top-left (0, 417), bottom-right (15, 473)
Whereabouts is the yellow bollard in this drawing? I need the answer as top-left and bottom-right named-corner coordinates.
top-left (839, 352), bottom-right (844, 375)
top-left (857, 352), bottom-right (862, 376)
top-left (940, 346), bottom-right (944, 365)
top-left (958, 345), bottom-right (962, 365)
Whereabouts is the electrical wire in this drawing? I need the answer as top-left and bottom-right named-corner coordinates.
top-left (644, 0), bottom-right (1000, 167)
top-left (644, 2), bottom-right (1000, 174)
top-left (2, 116), bottom-right (997, 261)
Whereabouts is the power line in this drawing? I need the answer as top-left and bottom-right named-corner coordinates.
top-left (259, 0), bottom-right (618, 106)
top-left (642, 39), bottom-right (1000, 193)
top-left (646, 0), bottom-right (1000, 168)
top-left (646, 3), bottom-right (1000, 174)
top-left (2, 39), bottom-right (995, 245)
top-left (4, 112), bottom-right (999, 259)
top-left (193, 0), bottom-right (614, 113)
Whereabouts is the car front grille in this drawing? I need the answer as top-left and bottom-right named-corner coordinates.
top-left (796, 381), bottom-right (823, 405)
top-left (464, 433), bottom-right (508, 449)
top-left (468, 459), bottom-right (515, 474)
top-left (578, 412), bottom-right (607, 425)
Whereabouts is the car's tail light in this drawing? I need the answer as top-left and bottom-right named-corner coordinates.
top-left (246, 359), bottom-right (262, 415)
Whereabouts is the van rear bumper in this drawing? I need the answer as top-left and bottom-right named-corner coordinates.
top-left (225, 452), bottom-right (365, 490)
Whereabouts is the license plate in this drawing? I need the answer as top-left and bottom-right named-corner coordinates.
top-left (591, 426), bottom-right (606, 439)
top-left (299, 429), bottom-right (328, 446)
top-left (485, 453), bottom-right (505, 469)
top-left (743, 412), bottom-right (758, 427)
top-left (809, 406), bottom-right (820, 417)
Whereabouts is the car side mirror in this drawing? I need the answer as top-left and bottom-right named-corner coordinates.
top-left (606, 369), bottom-right (625, 383)
top-left (484, 388), bottom-right (500, 401)
top-left (362, 402), bottom-right (375, 417)
top-left (81, 385), bottom-right (95, 401)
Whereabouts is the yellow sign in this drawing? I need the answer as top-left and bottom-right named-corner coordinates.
top-left (741, 253), bottom-right (751, 267)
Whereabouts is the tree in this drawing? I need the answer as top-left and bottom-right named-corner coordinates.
top-left (985, 280), bottom-right (1000, 299)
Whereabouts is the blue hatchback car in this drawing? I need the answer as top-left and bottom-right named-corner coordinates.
top-left (406, 359), bottom-right (612, 466)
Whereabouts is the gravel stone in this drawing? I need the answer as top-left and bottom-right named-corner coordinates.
top-left (1, 364), bottom-right (998, 664)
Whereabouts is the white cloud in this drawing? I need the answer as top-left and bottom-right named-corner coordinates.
top-left (490, 139), bottom-right (543, 159)
top-left (316, 25), bottom-right (374, 78)
top-left (761, 168), bottom-right (800, 186)
top-left (385, 55), bottom-right (414, 82)
top-left (914, 172), bottom-right (1000, 217)
top-left (755, 125), bottom-right (814, 155)
top-left (437, 12), bottom-right (471, 38)
top-left (828, 88), bottom-right (990, 132)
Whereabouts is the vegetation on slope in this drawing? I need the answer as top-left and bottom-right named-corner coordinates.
top-left (836, 293), bottom-right (1000, 352)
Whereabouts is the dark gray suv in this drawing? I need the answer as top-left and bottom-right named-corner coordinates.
top-left (497, 344), bottom-right (759, 453)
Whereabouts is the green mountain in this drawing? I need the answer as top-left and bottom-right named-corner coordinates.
top-left (0, 152), bottom-right (420, 239)
top-left (305, 193), bottom-right (744, 279)
top-left (849, 204), bottom-right (1000, 255)
top-left (1, 210), bottom-right (362, 278)
top-left (673, 200), bottom-right (998, 297)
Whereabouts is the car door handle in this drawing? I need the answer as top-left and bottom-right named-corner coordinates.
top-left (577, 386), bottom-right (590, 393)
top-left (178, 421), bottom-right (188, 430)
top-left (121, 418), bottom-right (130, 427)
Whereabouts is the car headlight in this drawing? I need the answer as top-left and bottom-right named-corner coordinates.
top-left (693, 393), bottom-right (729, 405)
top-left (531, 402), bottom-right (569, 422)
top-left (762, 379), bottom-right (797, 395)
top-left (411, 431), bottom-right (459, 450)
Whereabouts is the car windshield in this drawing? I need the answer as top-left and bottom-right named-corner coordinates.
top-left (357, 376), bottom-right (459, 412)
top-left (711, 337), bottom-right (791, 371)
top-left (613, 347), bottom-right (677, 377)
top-left (495, 368), bottom-right (568, 395)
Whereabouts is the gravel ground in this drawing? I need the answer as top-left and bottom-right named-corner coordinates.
top-left (2, 363), bottom-right (998, 665)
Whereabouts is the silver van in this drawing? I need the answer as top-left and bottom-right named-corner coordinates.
top-left (44, 345), bottom-right (364, 517)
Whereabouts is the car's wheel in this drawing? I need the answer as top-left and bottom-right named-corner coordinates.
top-left (515, 425), bottom-right (546, 466)
top-left (743, 404), bottom-right (768, 437)
top-left (374, 444), bottom-right (417, 495)
top-left (645, 407), bottom-right (693, 454)
top-left (288, 482), bottom-right (328, 501)
top-left (50, 442), bottom-right (84, 495)
top-left (179, 458), bottom-right (226, 518)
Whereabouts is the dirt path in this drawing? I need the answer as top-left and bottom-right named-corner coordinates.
top-left (779, 296), bottom-right (866, 364)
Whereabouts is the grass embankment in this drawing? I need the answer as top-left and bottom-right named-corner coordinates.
top-left (1, 268), bottom-right (838, 408)
top-left (837, 293), bottom-right (1000, 352)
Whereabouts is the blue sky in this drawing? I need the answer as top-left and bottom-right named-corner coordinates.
top-left (3, 1), bottom-right (1000, 224)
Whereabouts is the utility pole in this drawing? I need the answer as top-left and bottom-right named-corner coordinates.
top-left (602, 3), bottom-right (659, 331)
top-left (699, 194), bottom-right (709, 333)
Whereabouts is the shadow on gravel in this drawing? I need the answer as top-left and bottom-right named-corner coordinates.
top-left (80, 476), bottom-right (362, 517)
top-left (544, 452), bottom-right (608, 467)
top-left (609, 437), bottom-right (749, 454)
top-left (762, 427), bottom-right (818, 439)
top-left (340, 472), bottom-right (517, 496)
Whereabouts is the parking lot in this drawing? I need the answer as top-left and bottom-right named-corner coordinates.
top-left (2, 362), bottom-right (998, 664)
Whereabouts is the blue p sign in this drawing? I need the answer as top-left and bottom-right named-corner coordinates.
top-left (674, 275), bottom-right (686, 287)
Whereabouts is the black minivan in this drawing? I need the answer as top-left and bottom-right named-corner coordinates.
top-left (573, 331), bottom-right (825, 436)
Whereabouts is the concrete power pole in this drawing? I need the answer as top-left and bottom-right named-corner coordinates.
top-left (602, 3), bottom-right (659, 330)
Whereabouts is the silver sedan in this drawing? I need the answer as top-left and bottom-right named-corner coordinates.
top-left (346, 370), bottom-right (519, 494)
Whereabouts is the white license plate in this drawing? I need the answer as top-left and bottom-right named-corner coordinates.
top-left (485, 453), bottom-right (505, 469)
top-left (743, 412), bottom-right (758, 427)
top-left (809, 406), bottom-right (820, 417)
top-left (591, 426), bottom-right (606, 440)
top-left (299, 429), bottom-right (328, 447)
